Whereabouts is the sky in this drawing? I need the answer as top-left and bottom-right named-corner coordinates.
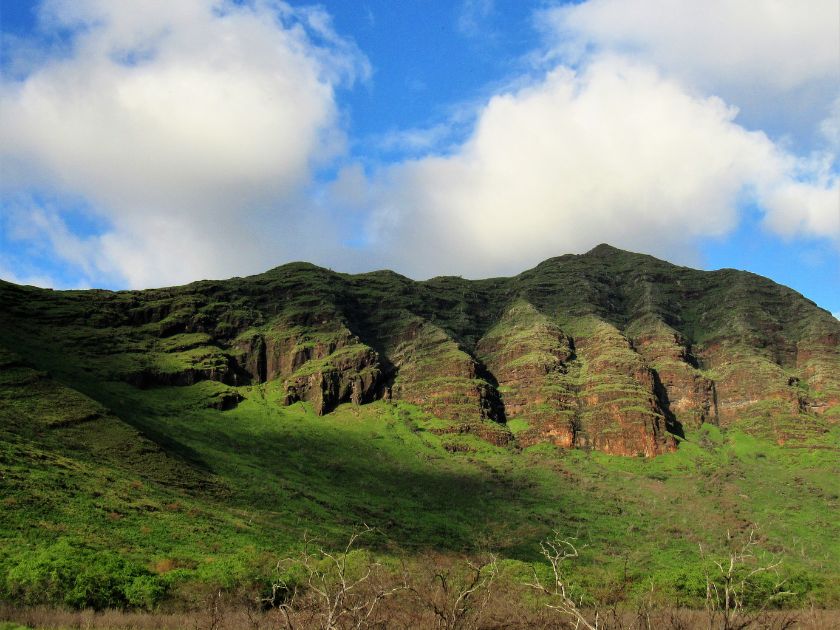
top-left (0, 0), bottom-right (838, 316)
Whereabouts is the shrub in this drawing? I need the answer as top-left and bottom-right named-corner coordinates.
top-left (124, 575), bottom-right (165, 610)
top-left (2, 540), bottom-right (166, 610)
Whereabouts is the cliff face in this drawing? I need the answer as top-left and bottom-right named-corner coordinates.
top-left (628, 317), bottom-right (717, 431)
top-left (476, 301), bottom-right (577, 447)
top-left (386, 319), bottom-right (508, 442)
top-left (233, 320), bottom-right (381, 415)
top-left (1, 245), bottom-right (837, 456)
top-left (572, 319), bottom-right (675, 457)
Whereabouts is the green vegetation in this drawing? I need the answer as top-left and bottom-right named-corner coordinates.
top-left (1, 379), bottom-right (838, 611)
top-left (0, 245), bottom-right (838, 616)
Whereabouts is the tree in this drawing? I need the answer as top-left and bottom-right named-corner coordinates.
top-left (526, 532), bottom-right (599, 630)
top-left (699, 527), bottom-right (795, 630)
top-left (408, 552), bottom-right (499, 630)
top-left (264, 525), bottom-right (407, 630)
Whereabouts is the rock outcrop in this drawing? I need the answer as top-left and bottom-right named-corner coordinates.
top-left (386, 318), bottom-right (510, 442)
top-left (628, 316), bottom-right (717, 431)
top-left (235, 319), bottom-right (382, 415)
top-left (572, 319), bottom-right (675, 456)
top-left (476, 301), bottom-right (577, 447)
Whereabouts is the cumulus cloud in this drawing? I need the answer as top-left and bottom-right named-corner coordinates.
top-left (1, 0), bottom-right (837, 289)
top-left (354, 1), bottom-right (839, 278)
top-left (539, 0), bottom-right (840, 142)
top-left (364, 56), bottom-right (838, 278)
top-left (543, 0), bottom-right (838, 91)
top-left (0, 0), bottom-right (368, 288)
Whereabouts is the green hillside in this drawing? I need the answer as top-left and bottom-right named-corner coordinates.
top-left (0, 245), bottom-right (838, 620)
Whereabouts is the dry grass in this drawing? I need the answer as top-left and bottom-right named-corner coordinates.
top-left (3, 601), bottom-right (840, 630)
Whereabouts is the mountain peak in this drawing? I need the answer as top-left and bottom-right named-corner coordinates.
top-left (585, 243), bottom-right (623, 257)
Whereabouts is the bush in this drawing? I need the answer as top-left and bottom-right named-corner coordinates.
top-left (124, 575), bottom-right (165, 609)
top-left (2, 540), bottom-right (166, 610)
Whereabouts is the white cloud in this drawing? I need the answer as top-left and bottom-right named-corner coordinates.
top-left (13, 207), bottom-right (100, 277)
top-left (1, 197), bottom-right (107, 285)
top-left (374, 124), bottom-right (455, 155)
top-left (820, 97), bottom-right (840, 151)
top-left (543, 0), bottom-right (838, 91)
top-left (1, 0), bottom-right (836, 290)
top-left (355, 1), bottom-right (840, 278)
top-left (0, 0), bottom-right (368, 288)
top-left (364, 56), bottom-right (838, 278)
top-left (761, 177), bottom-right (840, 240)
top-left (540, 0), bottom-right (840, 142)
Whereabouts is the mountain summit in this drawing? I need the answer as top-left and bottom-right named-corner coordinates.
top-left (1, 246), bottom-right (837, 457)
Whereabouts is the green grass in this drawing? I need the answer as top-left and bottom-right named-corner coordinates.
top-left (2, 371), bottom-right (838, 609)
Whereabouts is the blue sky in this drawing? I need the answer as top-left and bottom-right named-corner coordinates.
top-left (0, 0), bottom-right (838, 316)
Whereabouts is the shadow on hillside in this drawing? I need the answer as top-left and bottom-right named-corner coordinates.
top-left (103, 398), bottom-right (569, 559)
top-left (652, 370), bottom-right (685, 439)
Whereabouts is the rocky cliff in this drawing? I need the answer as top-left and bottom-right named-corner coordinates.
top-left (1, 245), bottom-right (837, 456)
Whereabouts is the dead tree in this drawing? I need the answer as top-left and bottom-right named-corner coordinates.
top-left (699, 527), bottom-right (795, 630)
top-left (409, 552), bottom-right (499, 630)
top-left (525, 533), bottom-right (599, 630)
top-left (265, 524), bottom-right (407, 630)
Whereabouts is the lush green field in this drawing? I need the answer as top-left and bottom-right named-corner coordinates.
top-left (2, 365), bottom-right (838, 612)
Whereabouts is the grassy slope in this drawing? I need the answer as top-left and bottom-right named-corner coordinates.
top-left (2, 372), bottom-right (838, 608)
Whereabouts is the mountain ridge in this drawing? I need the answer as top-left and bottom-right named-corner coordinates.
top-left (1, 244), bottom-right (837, 458)
top-left (3, 242), bottom-right (831, 317)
